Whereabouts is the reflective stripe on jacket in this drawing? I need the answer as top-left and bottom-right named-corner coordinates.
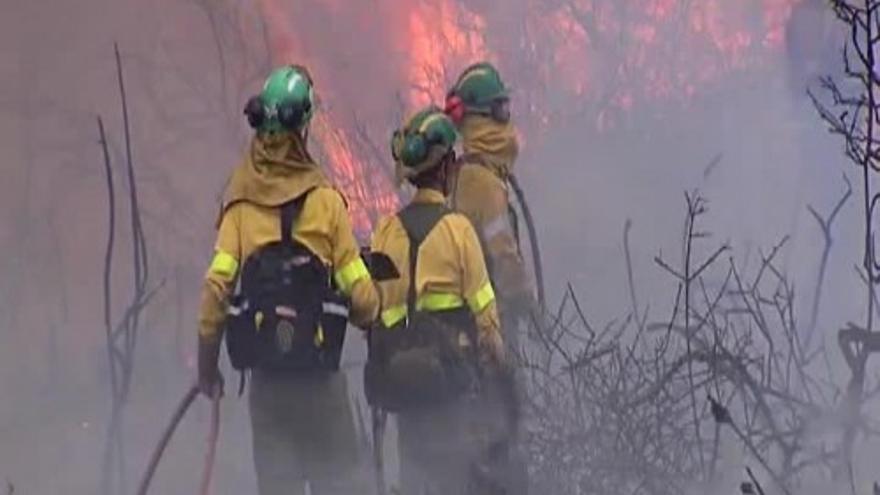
top-left (370, 188), bottom-right (501, 342)
top-left (452, 161), bottom-right (530, 302)
top-left (198, 186), bottom-right (378, 340)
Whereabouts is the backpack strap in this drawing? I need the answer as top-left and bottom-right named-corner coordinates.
top-left (398, 201), bottom-right (482, 387)
top-left (279, 187), bottom-right (316, 247)
top-left (231, 187), bottom-right (317, 393)
top-left (397, 202), bottom-right (450, 319)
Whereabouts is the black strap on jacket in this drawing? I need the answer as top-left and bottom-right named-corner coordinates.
top-left (397, 201), bottom-right (450, 320)
top-left (233, 187), bottom-right (315, 395)
top-left (279, 187), bottom-right (315, 246)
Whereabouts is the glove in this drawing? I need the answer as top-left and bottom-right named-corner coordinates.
top-left (197, 335), bottom-right (224, 399)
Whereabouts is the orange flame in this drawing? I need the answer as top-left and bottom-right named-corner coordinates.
top-left (255, 0), bottom-right (803, 225)
top-left (403, 0), bottom-right (491, 108)
top-left (258, 0), bottom-right (401, 236)
top-left (313, 115), bottom-right (398, 230)
top-left (531, 0), bottom-right (801, 129)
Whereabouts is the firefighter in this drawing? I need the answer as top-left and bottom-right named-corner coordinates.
top-left (444, 61), bottom-right (537, 350)
top-left (196, 65), bottom-right (379, 495)
top-left (445, 61), bottom-right (535, 495)
top-left (365, 106), bottom-right (505, 494)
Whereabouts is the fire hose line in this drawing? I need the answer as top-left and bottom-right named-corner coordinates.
top-left (136, 385), bottom-right (220, 495)
top-left (508, 173), bottom-right (546, 309)
top-left (199, 389), bottom-right (221, 495)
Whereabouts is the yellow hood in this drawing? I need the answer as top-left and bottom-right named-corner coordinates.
top-left (460, 115), bottom-right (519, 178)
top-left (220, 132), bottom-right (328, 216)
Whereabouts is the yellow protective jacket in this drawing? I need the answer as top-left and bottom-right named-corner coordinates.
top-left (370, 188), bottom-right (502, 354)
top-left (452, 115), bottom-right (530, 304)
top-left (198, 133), bottom-right (379, 341)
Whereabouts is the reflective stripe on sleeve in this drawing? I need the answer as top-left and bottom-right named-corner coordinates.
top-left (209, 250), bottom-right (239, 281)
top-left (381, 305), bottom-right (407, 328)
top-left (334, 258), bottom-right (371, 295)
top-left (380, 292), bottom-right (465, 329)
top-left (322, 302), bottom-right (350, 318)
top-left (467, 282), bottom-right (496, 314)
top-left (417, 292), bottom-right (464, 311)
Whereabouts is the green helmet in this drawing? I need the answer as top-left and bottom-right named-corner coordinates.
top-left (244, 65), bottom-right (315, 133)
top-left (447, 62), bottom-right (508, 112)
top-left (391, 106), bottom-right (457, 173)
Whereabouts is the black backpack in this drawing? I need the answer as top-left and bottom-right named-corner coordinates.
top-left (364, 202), bottom-right (480, 412)
top-left (224, 189), bottom-right (349, 373)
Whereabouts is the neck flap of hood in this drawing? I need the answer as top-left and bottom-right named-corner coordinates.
top-left (460, 114), bottom-right (519, 177)
top-left (221, 131), bottom-right (328, 212)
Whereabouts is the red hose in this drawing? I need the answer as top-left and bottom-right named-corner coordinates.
top-left (136, 386), bottom-right (198, 495)
top-left (135, 385), bottom-right (221, 495)
top-left (198, 392), bottom-right (221, 495)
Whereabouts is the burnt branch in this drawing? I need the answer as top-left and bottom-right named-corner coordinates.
top-left (99, 43), bottom-right (163, 495)
top-left (812, 1), bottom-right (880, 483)
top-left (805, 176), bottom-right (853, 349)
top-left (623, 219), bottom-right (647, 330)
top-left (523, 185), bottom-right (856, 494)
